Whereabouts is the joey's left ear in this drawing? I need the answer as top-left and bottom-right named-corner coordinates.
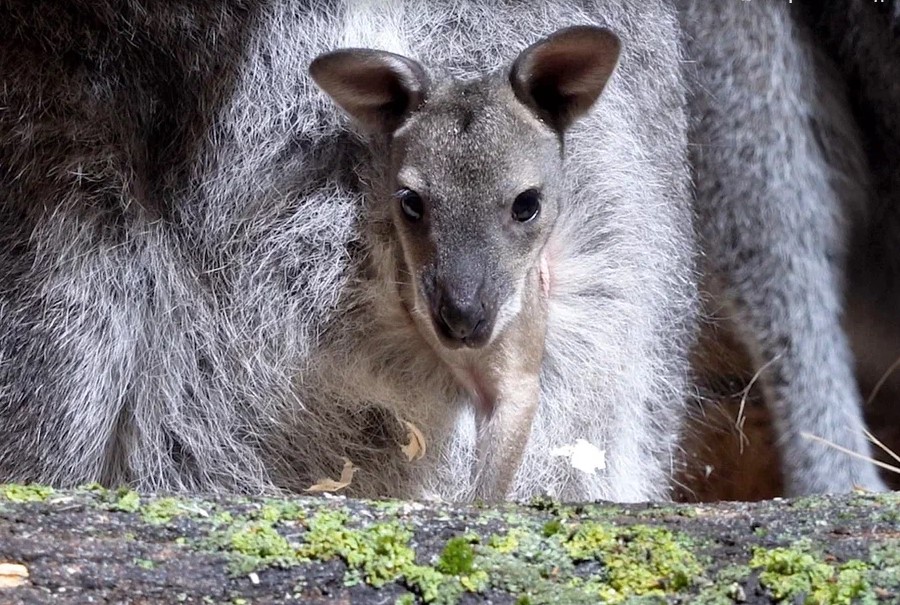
top-left (510, 25), bottom-right (621, 133)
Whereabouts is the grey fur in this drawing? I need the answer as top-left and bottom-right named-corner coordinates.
top-left (678, 0), bottom-right (888, 494)
top-left (0, 1), bottom-right (696, 502)
top-left (309, 25), bottom-right (623, 501)
top-left (811, 2), bottom-right (900, 418)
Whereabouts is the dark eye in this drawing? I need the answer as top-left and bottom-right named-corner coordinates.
top-left (397, 189), bottom-right (424, 222)
top-left (511, 188), bottom-right (541, 223)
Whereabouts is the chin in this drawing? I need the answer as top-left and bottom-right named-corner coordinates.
top-left (431, 318), bottom-right (494, 351)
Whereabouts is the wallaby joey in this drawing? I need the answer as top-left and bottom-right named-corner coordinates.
top-left (310, 26), bottom-right (622, 500)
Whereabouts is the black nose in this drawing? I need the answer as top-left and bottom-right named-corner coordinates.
top-left (438, 295), bottom-right (486, 342)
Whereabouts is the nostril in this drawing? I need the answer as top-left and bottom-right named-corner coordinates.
top-left (438, 303), bottom-right (457, 334)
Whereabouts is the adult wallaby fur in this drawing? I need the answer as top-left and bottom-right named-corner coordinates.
top-left (814, 1), bottom-right (900, 488)
top-left (678, 0), bottom-right (889, 495)
top-left (0, 1), bottom-right (696, 502)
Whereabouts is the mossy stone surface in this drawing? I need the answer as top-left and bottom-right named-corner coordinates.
top-left (0, 485), bottom-right (897, 603)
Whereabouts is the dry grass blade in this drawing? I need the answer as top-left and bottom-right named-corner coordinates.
top-left (863, 428), bottom-right (900, 467)
top-left (735, 353), bottom-right (781, 454)
top-left (401, 420), bottom-right (427, 462)
top-left (865, 354), bottom-right (900, 406)
top-left (0, 563), bottom-right (29, 588)
top-left (801, 432), bottom-right (900, 477)
top-left (305, 458), bottom-right (358, 493)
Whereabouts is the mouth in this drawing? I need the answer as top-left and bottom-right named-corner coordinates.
top-left (432, 314), bottom-right (492, 349)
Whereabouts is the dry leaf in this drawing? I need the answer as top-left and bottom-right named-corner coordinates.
top-left (401, 420), bottom-right (427, 462)
top-left (0, 563), bottom-right (29, 588)
top-left (551, 439), bottom-right (606, 475)
top-left (305, 458), bottom-right (357, 493)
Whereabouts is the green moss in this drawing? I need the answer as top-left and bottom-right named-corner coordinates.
top-left (223, 518), bottom-right (300, 576)
top-left (142, 497), bottom-right (187, 525)
top-left (459, 571), bottom-right (490, 593)
top-left (693, 565), bottom-right (752, 605)
top-left (869, 541), bottom-right (900, 599)
top-left (395, 594), bottom-right (417, 605)
top-left (78, 483), bottom-right (109, 495)
top-left (633, 504), bottom-right (698, 520)
top-left (488, 529), bottom-right (523, 554)
top-left (788, 496), bottom-right (828, 512)
top-left (557, 503), bottom-right (620, 523)
top-left (370, 499), bottom-right (406, 515)
top-left (526, 495), bottom-right (561, 512)
top-left (256, 500), bottom-right (303, 524)
top-left (542, 519), bottom-right (563, 538)
top-left (436, 537), bottom-right (488, 593)
top-left (481, 527), bottom-right (590, 605)
top-left (294, 509), bottom-right (351, 561)
top-left (467, 517), bottom-right (705, 605)
top-left (564, 523), bottom-right (701, 602)
top-left (0, 484), bottom-right (54, 503)
top-left (872, 491), bottom-right (900, 504)
top-left (846, 493), bottom-right (884, 511)
top-left (872, 494), bottom-right (900, 520)
top-left (750, 546), bottom-right (877, 604)
top-left (408, 565), bottom-right (453, 603)
top-left (356, 523), bottom-right (417, 587)
top-left (504, 511), bottom-right (529, 526)
top-left (879, 507), bottom-right (900, 524)
top-left (112, 488), bottom-right (141, 513)
top-left (823, 561), bottom-right (875, 605)
top-left (563, 522), bottom-right (617, 561)
top-left (76, 487), bottom-right (881, 605)
top-left (294, 510), bottom-right (489, 604)
top-left (212, 511), bottom-right (234, 526)
top-left (437, 537), bottom-right (476, 575)
top-left (870, 540), bottom-right (900, 569)
top-left (134, 558), bottom-right (157, 570)
top-left (230, 522), bottom-right (295, 560)
top-left (300, 512), bottom-right (420, 589)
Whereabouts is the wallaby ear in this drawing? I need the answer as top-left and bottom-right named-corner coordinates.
top-left (309, 49), bottom-right (429, 133)
top-left (510, 26), bottom-right (621, 132)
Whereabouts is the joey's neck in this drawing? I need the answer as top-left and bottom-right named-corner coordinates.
top-left (448, 363), bottom-right (498, 419)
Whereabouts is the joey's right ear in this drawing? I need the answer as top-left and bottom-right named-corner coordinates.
top-left (510, 26), bottom-right (621, 133)
top-left (309, 49), bottom-right (429, 133)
